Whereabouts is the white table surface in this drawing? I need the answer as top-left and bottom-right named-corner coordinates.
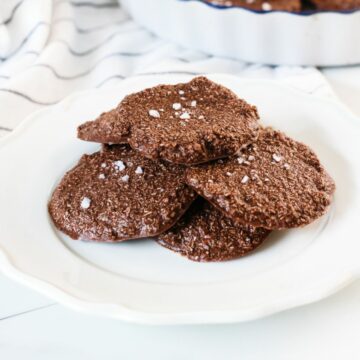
top-left (0, 67), bottom-right (359, 360)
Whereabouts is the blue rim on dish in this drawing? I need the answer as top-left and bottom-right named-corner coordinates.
top-left (179, 0), bottom-right (360, 15)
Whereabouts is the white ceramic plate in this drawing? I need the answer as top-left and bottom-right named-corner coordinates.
top-left (0, 74), bottom-right (359, 325)
top-left (121, 0), bottom-right (360, 66)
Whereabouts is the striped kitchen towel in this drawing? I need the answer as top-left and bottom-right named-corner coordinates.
top-left (0, 0), bottom-right (336, 139)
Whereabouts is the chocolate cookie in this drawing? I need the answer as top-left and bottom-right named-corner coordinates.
top-left (157, 198), bottom-right (270, 262)
top-left (77, 77), bottom-right (260, 165)
top-left (186, 128), bottom-right (335, 230)
top-left (204, 0), bottom-right (301, 11)
top-left (49, 145), bottom-right (197, 242)
top-left (310, 0), bottom-right (360, 10)
top-left (78, 108), bottom-right (129, 144)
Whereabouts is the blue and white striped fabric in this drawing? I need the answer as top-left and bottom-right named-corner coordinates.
top-left (0, 0), bottom-right (335, 139)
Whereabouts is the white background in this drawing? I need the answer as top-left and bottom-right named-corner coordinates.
top-left (0, 69), bottom-right (359, 360)
top-left (1, 0), bottom-right (360, 357)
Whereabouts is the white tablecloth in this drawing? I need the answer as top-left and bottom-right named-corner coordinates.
top-left (1, 1), bottom-right (360, 358)
top-left (0, 0), bottom-right (338, 135)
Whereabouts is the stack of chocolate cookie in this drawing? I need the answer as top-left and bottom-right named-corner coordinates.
top-left (49, 77), bottom-right (335, 262)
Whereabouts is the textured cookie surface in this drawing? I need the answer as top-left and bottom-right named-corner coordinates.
top-left (311, 0), bottom-right (360, 10)
top-left (78, 108), bottom-right (129, 144)
top-left (186, 128), bottom-right (335, 229)
top-left (204, 0), bottom-right (301, 11)
top-left (127, 77), bottom-right (260, 165)
top-left (77, 77), bottom-right (260, 165)
top-left (49, 145), bottom-right (197, 242)
top-left (158, 198), bottom-right (270, 262)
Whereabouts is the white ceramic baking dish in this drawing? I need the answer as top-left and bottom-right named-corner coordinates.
top-left (121, 0), bottom-right (360, 66)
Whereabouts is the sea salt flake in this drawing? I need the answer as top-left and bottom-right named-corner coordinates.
top-left (262, 2), bottom-right (272, 10)
top-left (99, 174), bottom-right (105, 179)
top-left (101, 163), bottom-right (106, 168)
top-left (241, 175), bottom-right (250, 184)
top-left (198, 115), bottom-right (205, 120)
top-left (121, 175), bottom-right (129, 183)
top-left (179, 90), bottom-right (185, 95)
top-left (237, 157), bottom-right (245, 164)
top-left (114, 160), bottom-right (126, 171)
top-left (135, 166), bottom-right (143, 175)
top-left (80, 197), bottom-right (91, 209)
top-left (191, 100), bottom-right (197, 107)
top-left (226, 172), bottom-right (233, 177)
top-left (248, 155), bottom-right (255, 161)
top-left (172, 103), bottom-right (182, 110)
top-left (180, 112), bottom-right (190, 120)
top-left (284, 163), bottom-right (291, 170)
top-left (149, 109), bottom-right (160, 118)
top-left (272, 154), bottom-right (282, 162)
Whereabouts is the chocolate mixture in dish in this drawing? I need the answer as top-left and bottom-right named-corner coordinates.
top-left (204, 0), bottom-right (301, 11)
top-left (77, 77), bottom-right (260, 166)
top-left (158, 198), bottom-right (270, 262)
top-left (78, 108), bottom-right (129, 144)
top-left (310, 0), bottom-right (360, 10)
top-left (186, 128), bottom-right (335, 230)
top-left (49, 145), bottom-right (197, 242)
top-left (203, 0), bottom-right (360, 10)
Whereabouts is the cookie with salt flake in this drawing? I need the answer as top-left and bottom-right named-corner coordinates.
top-left (78, 108), bottom-right (129, 144)
top-left (311, 0), bottom-right (360, 10)
top-left (126, 76), bottom-right (259, 165)
top-left (204, 0), bottom-right (301, 11)
top-left (76, 77), bottom-right (259, 165)
top-left (48, 145), bottom-right (197, 242)
top-left (157, 198), bottom-right (270, 262)
top-left (186, 128), bottom-right (336, 230)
